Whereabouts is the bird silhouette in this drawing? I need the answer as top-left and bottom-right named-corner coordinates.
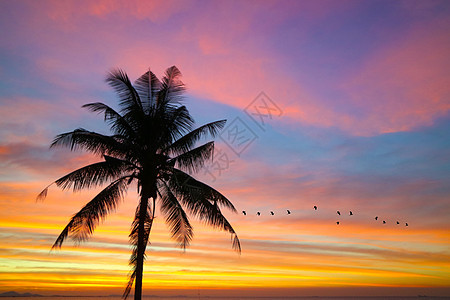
top-left (349, 211), bottom-right (353, 216)
top-left (406, 223), bottom-right (408, 226)
top-left (256, 212), bottom-right (260, 216)
top-left (314, 205), bottom-right (317, 210)
top-left (337, 211), bottom-right (341, 215)
top-left (287, 210), bottom-right (291, 214)
top-left (336, 221), bottom-right (340, 225)
top-left (270, 211), bottom-right (274, 215)
top-left (396, 221), bottom-right (400, 225)
top-left (375, 216), bottom-right (378, 220)
top-left (242, 211), bottom-right (246, 216)
top-left (383, 221), bottom-right (386, 224)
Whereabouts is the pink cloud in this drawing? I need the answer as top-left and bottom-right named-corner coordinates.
top-left (174, 2), bottom-right (450, 137)
top-left (338, 18), bottom-right (450, 135)
top-left (44, 0), bottom-right (191, 24)
top-left (8, 0), bottom-right (449, 137)
top-left (90, 0), bottom-right (192, 22)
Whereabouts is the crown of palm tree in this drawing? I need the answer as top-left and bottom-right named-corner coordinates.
top-left (38, 66), bottom-right (240, 299)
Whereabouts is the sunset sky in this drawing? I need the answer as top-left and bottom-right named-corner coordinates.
top-left (1, 0), bottom-right (449, 297)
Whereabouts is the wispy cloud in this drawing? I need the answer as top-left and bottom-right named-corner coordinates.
top-left (1, 0), bottom-right (449, 296)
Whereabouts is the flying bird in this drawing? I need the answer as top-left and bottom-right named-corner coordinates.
top-left (242, 211), bottom-right (246, 216)
top-left (383, 221), bottom-right (386, 224)
top-left (375, 216), bottom-right (378, 220)
top-left (257, 212), bottom-right (261, 216)
top-left (287, 210), bottom-right (291, 215)
top-left (349, 211), bottom-right (353, 216)
top-left (337, 211), bottom-right (341, 215)
top-left (314, 205), bottom-right (317, 210)
top-left (396, 221), bottom-right (400, 225)
top-left (336, 221), bottom-right (340, 225)
top-left (270, 211), bottom-right (274, 215)
top-left (406, 223), bottom-right (408, 226)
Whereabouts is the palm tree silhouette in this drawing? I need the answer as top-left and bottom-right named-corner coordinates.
top-left (37, 66), bottom-right (240, 299)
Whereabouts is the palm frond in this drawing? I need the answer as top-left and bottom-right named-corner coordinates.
top-left (158, 181), bottom-right (193, 249)
top-left (54, 155), bottom-right (135, 192)
top-left (198, 202), bottom-right (240, 252)
top-left (157, 66), bottom-right (185, 107)
top-left (134, 69), bottom-right (161, 114)
top-left (36, 184), bottom-right (52, 202)
top-left (169, 169), bottom-right (237, 213)
top-left (167, 170), bottom-right (240, 253)
top-left (165, 120), bottom-right (226, 156)
top-left (52, 176), bottom-right (131, 249)
top-left (124, 250), bottom-right (138, 297)
top-left (170, 141), bottom-right (214, 174)
top-left (106, 68), bottom-right (144, 115)
top-left (82, 102), bottom-right (135, 137)
top-left (123, 269), bottom-right (136, 299)
top-left (50, 129), bottom-right (126, 158)
top-left (157, 105), bottom-right (195, 149)
top-left (171, 105), bottom-right (195, 137)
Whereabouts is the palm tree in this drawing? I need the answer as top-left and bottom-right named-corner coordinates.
top-left (37, 66), bottom-right (240, 299)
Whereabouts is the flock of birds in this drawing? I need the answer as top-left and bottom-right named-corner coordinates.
top-left (241, 205), bottom-right (409, 226)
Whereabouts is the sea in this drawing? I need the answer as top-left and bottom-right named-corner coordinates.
top-left (0, 297), bottom-right (448, 300)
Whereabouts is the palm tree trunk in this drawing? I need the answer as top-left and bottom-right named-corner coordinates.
top-left (135, 189), bottom-right (158, 300)
top-left (134, 188), bottom-right (156, 300)
top-left (134, 195), bottom-right (148, 300)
